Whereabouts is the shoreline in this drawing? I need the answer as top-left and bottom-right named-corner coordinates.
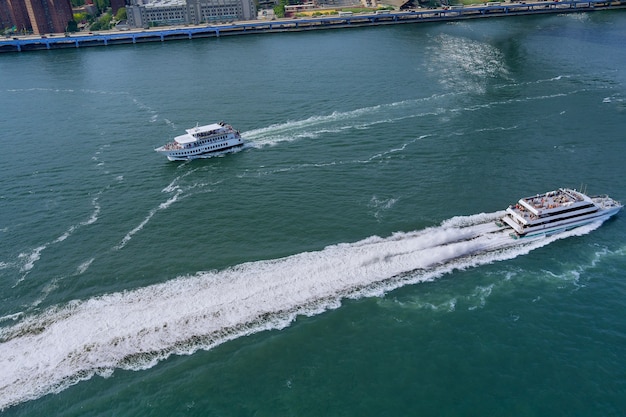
top-left (1, 0), bottom-right (624, 53)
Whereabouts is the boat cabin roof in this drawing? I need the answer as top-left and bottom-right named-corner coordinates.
top-left (187, 123), bottom-right (224, 135)
top-left (518, 188), bottom-right (590, 216)
top-left (174, 123), bottom-right (226, 144)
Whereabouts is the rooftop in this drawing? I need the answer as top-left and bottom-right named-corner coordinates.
top-left (144, 0), bottom-right (186, 8)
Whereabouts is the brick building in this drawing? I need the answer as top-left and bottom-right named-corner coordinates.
top-left (0, 0), bottom-right (30, 32)
top-left (1, 0), bottom-right (73, 34)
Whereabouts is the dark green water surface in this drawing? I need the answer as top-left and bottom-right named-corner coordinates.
top-left (1, 11), bottom-right (625, 416)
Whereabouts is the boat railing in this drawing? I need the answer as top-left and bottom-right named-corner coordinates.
top-left (593, 195), bottom-right (622, 208)
top-left (163, 142), bottom-right (182, 150)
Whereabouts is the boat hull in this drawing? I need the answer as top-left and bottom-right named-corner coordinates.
top-left (161, 142), bottom-right (244, 161)
top-left (503, 206), bottom-right (621, 238)
top-left (155, 138), bottom-right (244, 161)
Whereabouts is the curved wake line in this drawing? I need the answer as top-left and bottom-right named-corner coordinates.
top-left (241, 88), bottom-right (585, 149)
top-left (116, 169), bottom-right (224, 251)
top-left (12, 197), bottom-right (101, 284)
top-left (240, 93), bottom-right (459, 147)
top-left (0, 213), bottom-right (604, 411)
top-left (115, 191), bottom-right (182, 250)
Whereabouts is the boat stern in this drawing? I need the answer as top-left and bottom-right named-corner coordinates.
top-left (501, 214), bottom-right (525, 234)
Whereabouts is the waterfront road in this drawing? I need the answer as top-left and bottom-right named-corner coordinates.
top-left (1, 0), bottom-right (624, 53)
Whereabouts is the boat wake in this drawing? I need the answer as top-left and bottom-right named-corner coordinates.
top-left (240, 94), bottom-right (452, 148)
top-left (11, 196), bottom-right (101, 285)
top-left (240, 84), bottom-right (583, 150)
top-left (0, 212), bottom-right (604, 411)
top-left (115, 169), bottom-right (222, 250)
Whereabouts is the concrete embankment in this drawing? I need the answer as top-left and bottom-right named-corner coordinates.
top-left (1, 0), bottom-right (624, 53)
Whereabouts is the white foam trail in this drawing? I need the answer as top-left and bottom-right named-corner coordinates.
top-left (242, 95), bottom-right (454, 147)
top-left (17, 245), bottom-right (46, 274)
top-left (116, 168), bottom-right (208, 250)
top-left (442, 211), bottom-right (506, 228)
top-left (30, 280), bottom-right (60, 309)
top-left (0, 312), bottom-right (24, 324)
top-left (15, 197), bottom-right (101, 278)
top-left (368, 196), bottom-right (399, 221)
top-left (162, 178), bottom-right (182, 194)
top-left (238, 135), bottom-right (430, 180)
top-left (0, 216), bottom-right (605, 411)
top-left (115, 191), bottom-right (181, 250)
top-left (242, 87), bottom-right (581, 149)
top-left (118, 170), bottom-right (225, 251)
top-left (76, 258), bottom-right (95, 275)
top-left (53, 198), bottom-right (101, 244)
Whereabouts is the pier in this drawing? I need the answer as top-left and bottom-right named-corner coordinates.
top-left (1, 0), bottom-right (624, 53)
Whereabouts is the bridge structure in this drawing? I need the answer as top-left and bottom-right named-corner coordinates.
top-left (1, 0), bottom-right (624, 53)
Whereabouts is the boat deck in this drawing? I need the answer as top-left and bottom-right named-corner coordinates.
top-left (514, 188), bottom-right (589, 217)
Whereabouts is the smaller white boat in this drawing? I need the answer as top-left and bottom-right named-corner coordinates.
top-left (155, 122), bottom-right (243, 161)
top-left (501, 188), bottom-right (622, 238)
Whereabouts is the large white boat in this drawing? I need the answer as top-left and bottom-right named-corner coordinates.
top-left (502, 188), bottom-right (621, 238)
top-left (155, 122), bottom-right (243, 161)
